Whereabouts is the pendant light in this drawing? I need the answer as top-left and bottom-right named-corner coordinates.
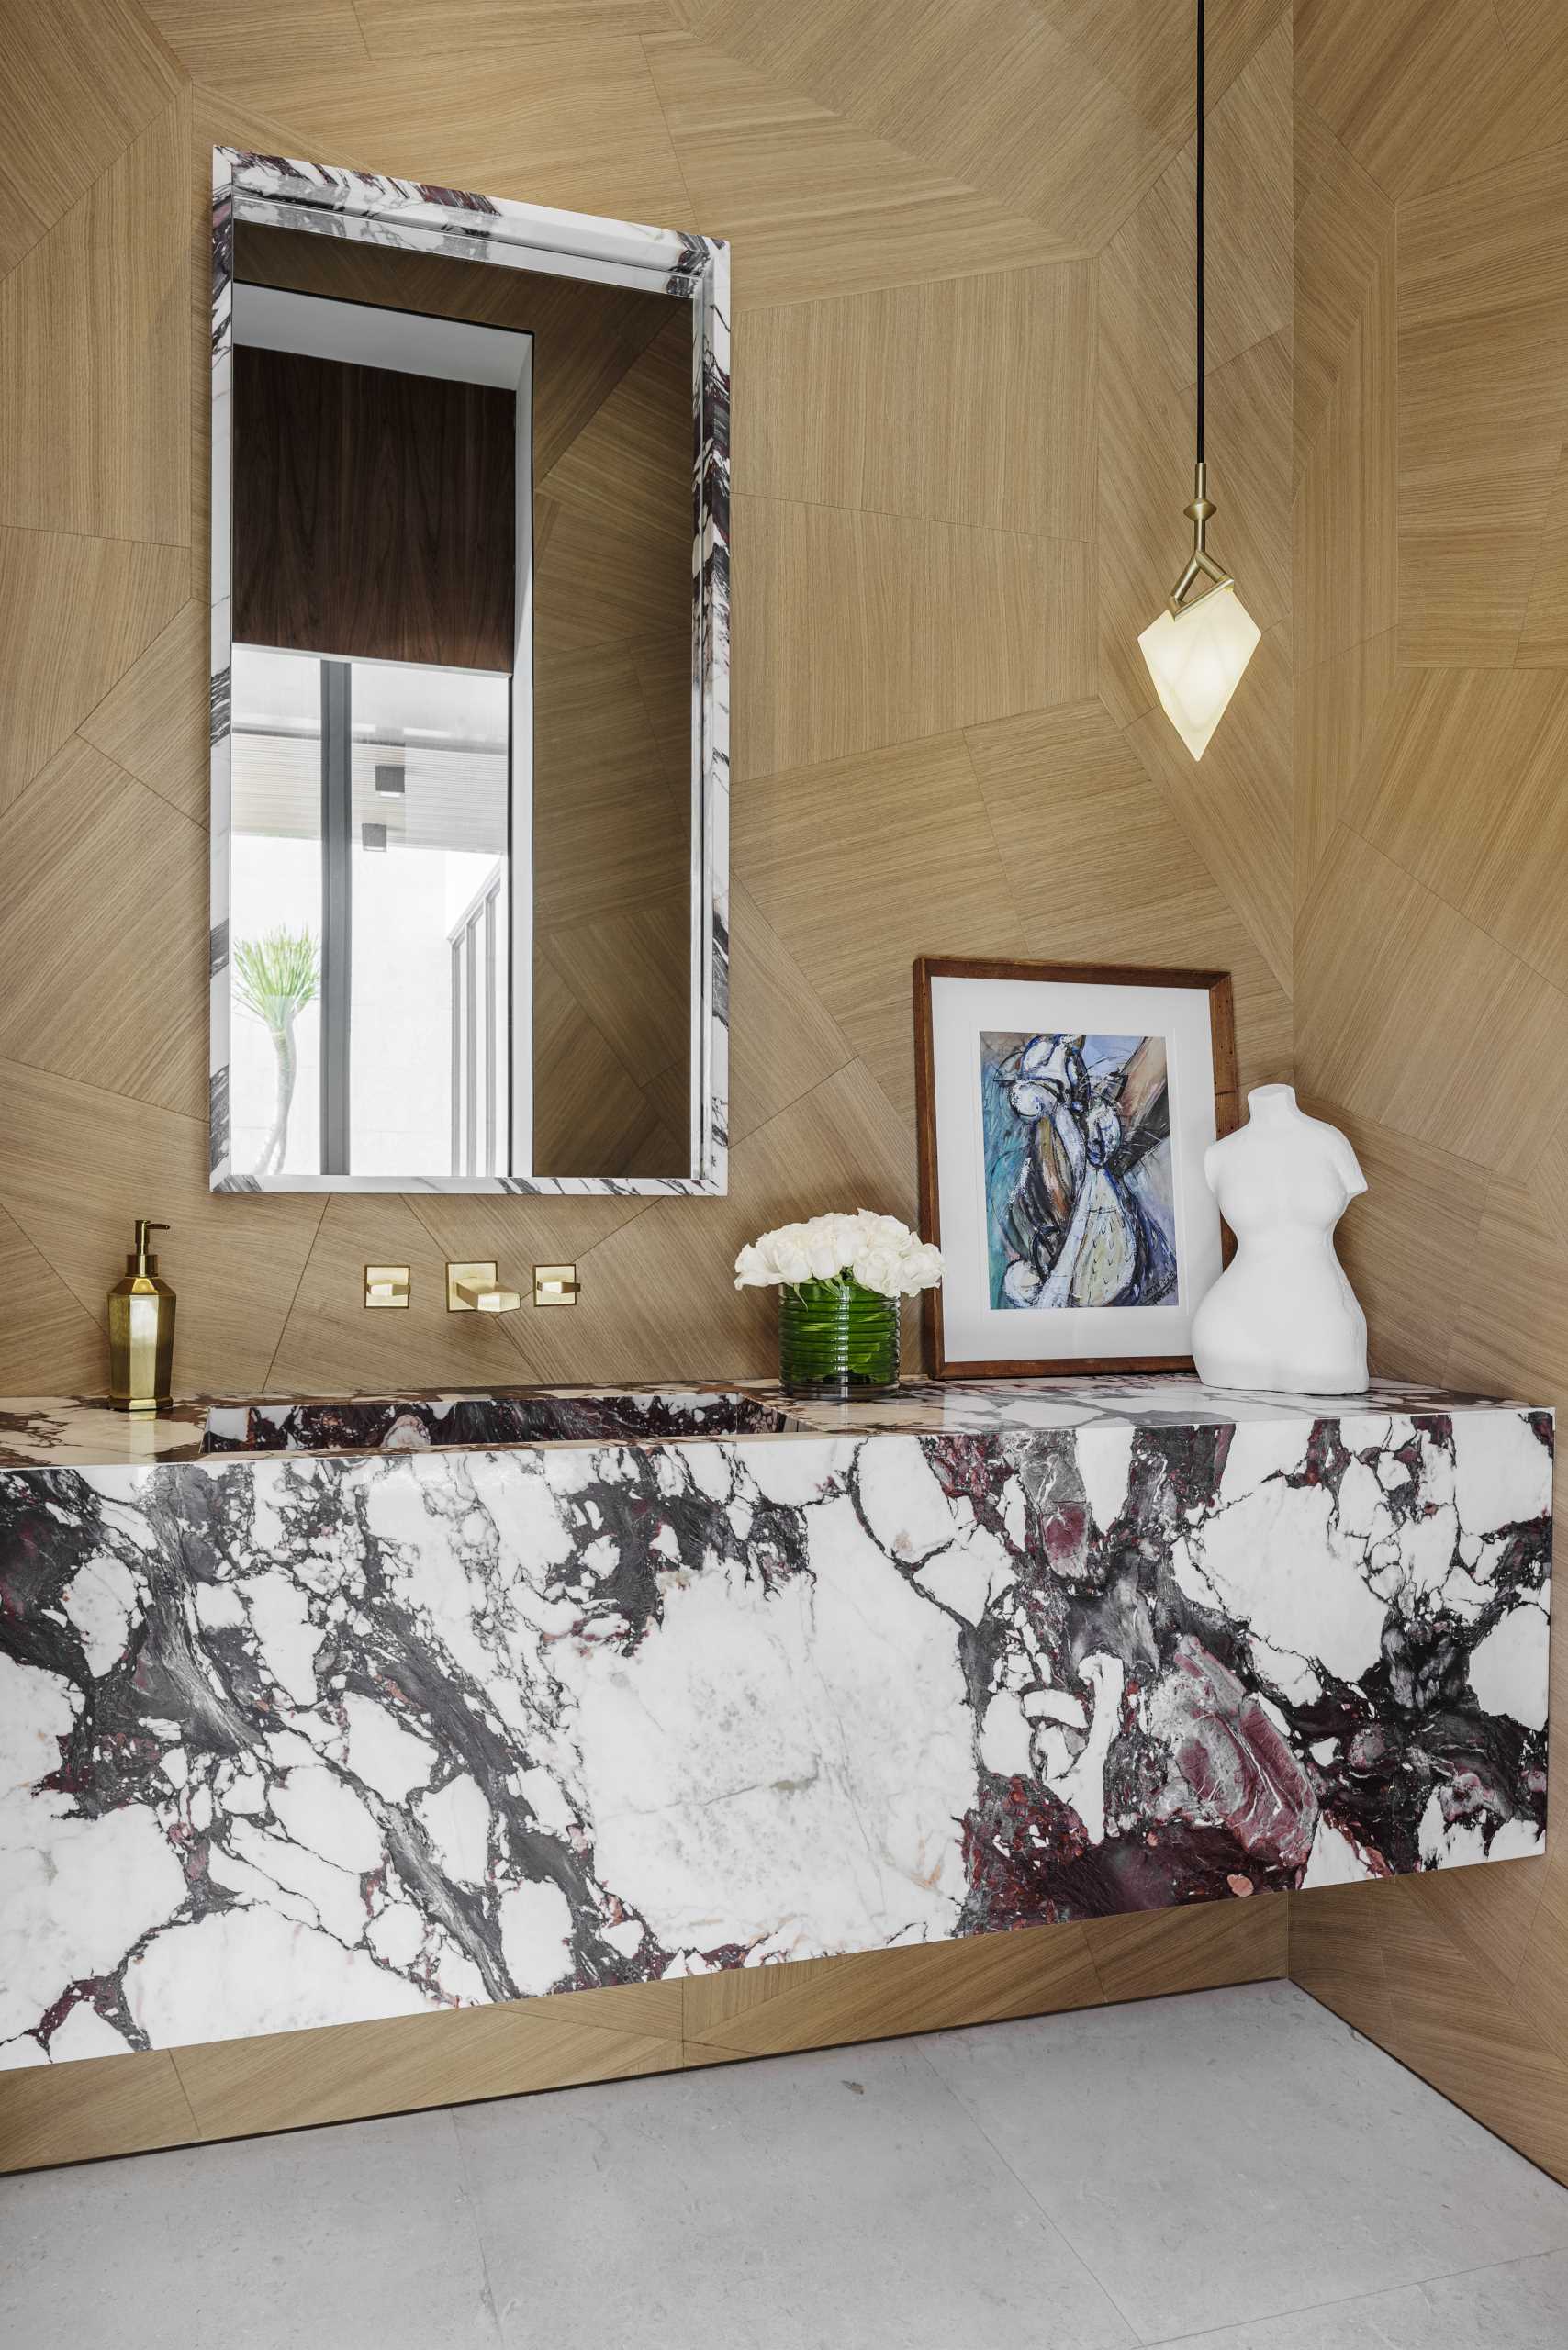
top-left (1137, 0), bottom-right (1260, 760)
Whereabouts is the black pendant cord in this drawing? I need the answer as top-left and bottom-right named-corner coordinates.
top-left (1195, 0), bottom-right (1205, 467)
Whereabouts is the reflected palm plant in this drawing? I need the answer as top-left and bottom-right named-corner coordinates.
top-left (234, 927), bottom-right (319, 1177)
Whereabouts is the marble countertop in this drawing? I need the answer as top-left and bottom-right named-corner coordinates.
top-left (0, 1375), bottom-right (1536, 1472)
top-left (1, 1370), bottom-right (1551, 2066)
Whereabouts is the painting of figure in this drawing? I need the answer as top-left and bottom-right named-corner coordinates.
top-left (980, 1031), bottom-right (1178, 1311)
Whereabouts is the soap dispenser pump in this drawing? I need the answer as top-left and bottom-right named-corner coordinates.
top-left (108, 1218), bottom-right (174, 1413)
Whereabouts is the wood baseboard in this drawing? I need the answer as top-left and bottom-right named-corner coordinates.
top-left (2, 1903), bottom-right (1286, 2175)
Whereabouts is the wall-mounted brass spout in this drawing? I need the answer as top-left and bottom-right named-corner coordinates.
top-left (446, 1260), bottom-right (522, 1314)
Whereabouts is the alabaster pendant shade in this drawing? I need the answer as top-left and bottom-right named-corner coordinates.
top-left (1137, 581), bottom-right (1260, 761)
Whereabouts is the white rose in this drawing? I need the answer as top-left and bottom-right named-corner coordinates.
top-left (850, 1242), bottom-right (905, 1297)
top-left (795, 1216), bottom-right (842, 1279)
top-left (767, 1230), bottom-right (814, 1283)
top-left (854, 1210), bottom-right (913, 1248)
top-left (734, 1242), bottom-right (774, 1289)
top-left (895, 1241), bottom-right (945, 1295)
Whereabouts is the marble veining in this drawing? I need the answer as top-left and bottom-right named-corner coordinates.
top-left (0, 1380), bottom-right (1550, 2067)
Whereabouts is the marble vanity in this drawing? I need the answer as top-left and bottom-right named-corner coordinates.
top-left (0, 1377), bottom-right (1551, 2071)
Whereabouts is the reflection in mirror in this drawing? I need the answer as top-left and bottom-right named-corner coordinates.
top-left (210, 152), bottom-right (729, 1194)
top-left (230, 649), bottom-right (510, 1179)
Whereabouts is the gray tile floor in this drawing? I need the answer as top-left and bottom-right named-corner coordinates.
top-left (5, 1982), bottom-right (1568, 2348)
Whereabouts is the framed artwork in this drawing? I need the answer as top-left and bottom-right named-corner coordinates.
top-left (913, 957), bottom-right (1238, 1378)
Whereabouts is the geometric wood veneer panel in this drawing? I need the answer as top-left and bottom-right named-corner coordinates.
top-left (0, 529), bottom-right (188, 817)
top-left (724, 881), bottom-right (857, 1149)
top-left (482, 1058), bottom-right (922, 1388)
top-left (733, 499), bottom-right (1095, 784)
top-left (1095, 17), bottom-right (1291, 413)
top-left (0, 0), bottom-right (179, 281)
top-left (77, 601), bottom-right (211, 830)
top-left (641, 35), bottom-right (1075, 309)
top-left (1360, 1879), bottom-right (1568, 2190)
top-left (204, 38), bottom-right (692, 229)
top-left (1294, 0), bottom-right (1519, 206)
top-left (1293, 628), bottom-right (1396, 910)
top-left (1300, 1103), bottom-right (1491, 1386)
top-left (1447, 1143), bottom-right (1568, 1414)
top-left (0, 2049), bottom-right (200, 2177)
top-left (1514, 1854), bottom-right (1568, 2079)
top-left (264, 1193), bottom-right (535, 1400)
top-left (1518, 442), bottom-right (1568, 668)
top-left (1294, 241), bottom-right (1396, 675)
top-left (1041, 0), bottom-right (1284, 154)
top-left (1293, 118), bottom-right (1392, 486)
top-left (1397, 146), bottom-right (1568, 668)
top-left (0, 1198), bottom-right (106, 1396)
top-left (169, 1993), bottom-right (686, 2146)
top-left (685, 0), bottom-right (1172, 257)
top-left (965, 697), bottom-right (1294, 1092)
top-left (0, 101), bottom-right (188, 546)
top-left (735, 263), bottom-right (1096, 541)
top-left (1085, 1888), bottom-right (1286, 2003)
top-left (0, 735), bottom-right (207, 1119)
top-left (1295, 826), bottom-right (1568, 1181)
top-left (355, 0), bottom-right (683, 55)
top-left (0, 1060), bottom-right (323, 1396)
top-left (681, 1921), bottom-right (1104, 2061)
top-left (733, 733), bottom-right (1028, 1123)
top-left (1350, 666), bottom-right (1568, 995)
top-left (138, 1), bottom-right (373, 83)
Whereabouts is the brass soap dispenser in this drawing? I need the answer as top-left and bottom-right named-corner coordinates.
top-left (108, 1218), bottom-right (175, 1413)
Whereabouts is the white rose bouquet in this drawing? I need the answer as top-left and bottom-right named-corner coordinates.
top-left (734, 1210), bottom-right (944, 1298)
top-left (736, 1210), bottom-right (942, 1397)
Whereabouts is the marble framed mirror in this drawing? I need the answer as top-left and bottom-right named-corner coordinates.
top-left (208, 149), bottom-right (729, 1195)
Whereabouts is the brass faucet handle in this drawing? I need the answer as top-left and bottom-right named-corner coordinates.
top-left (364, 1264), bottom-right (410, 1309)
top-left (532, 1264), bottom-right (579, 1308)
top-left (446, 1260), bottom-right (521, 1314)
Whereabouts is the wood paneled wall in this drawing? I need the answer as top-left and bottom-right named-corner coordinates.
top-left (1291, 0), bottom-right (1568, 2188)
top-left (0, 0), bottom-right (1293, 1399)
top-left (0, 0), bottom-right (1294, 2166)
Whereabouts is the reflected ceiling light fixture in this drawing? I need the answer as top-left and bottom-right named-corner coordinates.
top-left (1137, 0), bottom-right (1260, 760)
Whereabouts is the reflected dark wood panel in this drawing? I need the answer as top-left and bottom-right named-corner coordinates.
top-left (233, 345), bottom-right (515, 670)
top-left (235, 225), bottom-right (682, 481)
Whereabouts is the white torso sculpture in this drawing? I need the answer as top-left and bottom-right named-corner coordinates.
top-left (1191, 1084), bottom-right (1369, 1393)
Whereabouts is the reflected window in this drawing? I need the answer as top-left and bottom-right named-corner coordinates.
top-left (230, 648), bottom-right (510, 1179)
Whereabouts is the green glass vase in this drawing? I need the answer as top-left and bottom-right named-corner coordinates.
top-left (778, 1277), bottom-right (900, 1401)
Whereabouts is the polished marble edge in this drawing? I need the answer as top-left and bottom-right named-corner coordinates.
top-left (0, 1377), bottom-right (1541, 1471)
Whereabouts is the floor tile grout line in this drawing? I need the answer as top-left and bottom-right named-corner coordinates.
top-left (1134, 2244), bottom-right (1568, 2348)
top-left (442, 2105), bottom-right (509, 2347)
top-left (905, 2035), bottom-right (1148, 2343)
top-left (903, 1981), bottom-right (1568, 2346)
top-left (1291, 1981), bottom-right (1568, 2197)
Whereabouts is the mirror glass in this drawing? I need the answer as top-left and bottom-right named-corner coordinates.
top-left (210, 156), bottom-right (728, 1194)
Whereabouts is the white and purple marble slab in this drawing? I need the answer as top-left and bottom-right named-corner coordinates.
top-left (0, 1379), bottom-right (1550, 2066)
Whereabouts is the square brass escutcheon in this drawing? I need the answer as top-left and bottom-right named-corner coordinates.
top-left (532, 1264), bottom-right (579, 1308)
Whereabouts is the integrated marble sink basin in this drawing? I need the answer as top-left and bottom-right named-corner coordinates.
top-left (200, 1388), bottom-right (797, 1455)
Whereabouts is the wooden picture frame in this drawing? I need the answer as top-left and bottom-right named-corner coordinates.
top-left (913, 957), bottom-right (1238, 1380)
